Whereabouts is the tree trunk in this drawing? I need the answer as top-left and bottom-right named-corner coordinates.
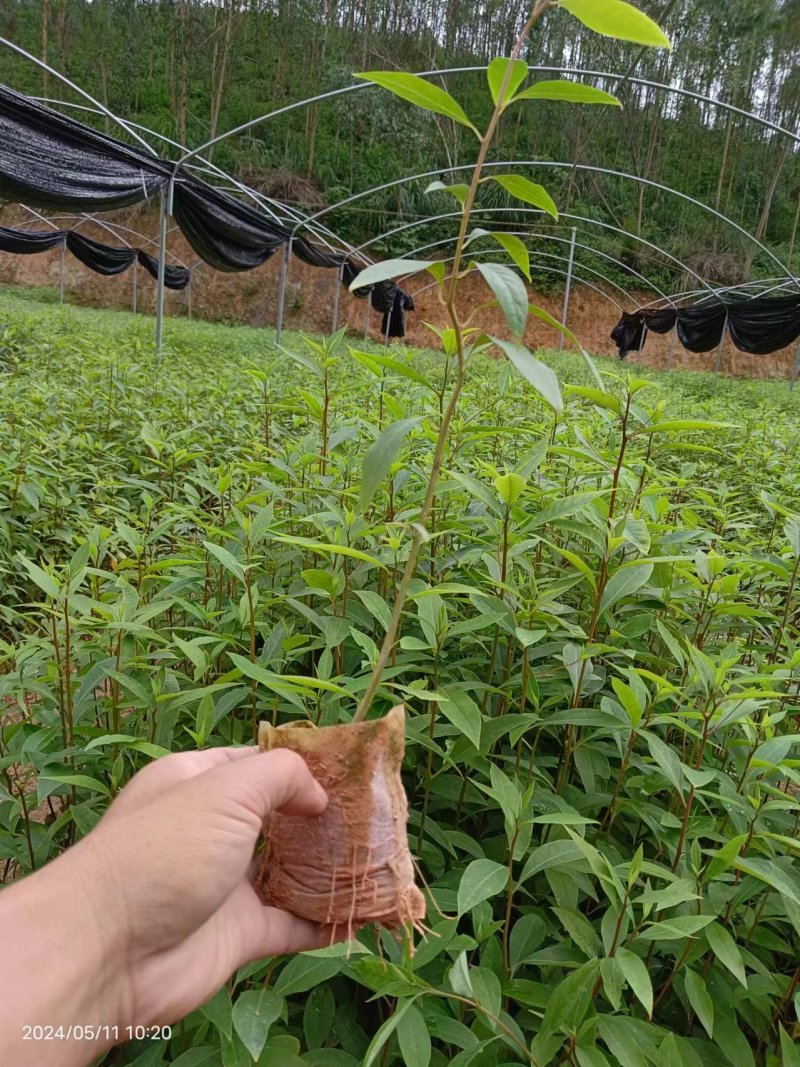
top-left (41, 0), bottom-right (50, 95)
top-left (743, 140), bottom-right (790, 274)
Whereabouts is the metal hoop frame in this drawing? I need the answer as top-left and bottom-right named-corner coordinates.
top-left (3, 44), bottom-right (796, 370)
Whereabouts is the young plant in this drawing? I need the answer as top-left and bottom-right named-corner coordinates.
top-left (348, 0), bottom-right (670, 722)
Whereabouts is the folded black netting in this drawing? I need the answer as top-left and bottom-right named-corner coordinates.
top-left (381, 290), bottom-right (416, 339)
top-left (0, 85), bottom-right (169, 211)
top-left (610, 293), bottom-right (800, 359)
top-left (0, 225), bottom-right (67, 253)
top-left (642, 308), bottom-right (677, 334)
top-left (675, 300), bottom-right (728, 353)
top-left (727, 293), bottom-right (800, 355)
top-left (136, 249), bottom-right (191, 291)
top-left (293, 237), bottom-right (346, 270)
top-left (66, 231), bottom-right (138, 275)
top-left (172, 177), bottom-right (290, 272)
top-left (611, 312), bottom-right (646, 359)
top-left (0, 83), bottom-right (416, 333)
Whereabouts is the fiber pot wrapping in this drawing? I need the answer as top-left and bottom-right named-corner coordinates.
top-left (255, 705), bottom-right (426, 933)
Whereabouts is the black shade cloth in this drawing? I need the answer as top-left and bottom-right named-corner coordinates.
top-left (0, 223), bottom-right (189, 288)
top-left (66, 231), bottom-right (137, 275)
top-left (0, 224), bottom-right (67, 253)
top-left (727, 293), bottom-right (800, 354)
top-left (611, 293), bottom-right (800, 359)
top-left (642, 307), bottom-right (677, 334)
top-left (136, 249), bottom-right (191, 291)
top-left (610, 312), bottom-right (646, 359)
top-left (382, 289), bottom-right (416, 339)
top-left (0, 83), bottom-right (414, 332)
top-left (675, 300), bottom-right (728, 353)
top-left (172, 178), bottom-right (289, 273)
top-left (0, 84), bottom-right (169, 211)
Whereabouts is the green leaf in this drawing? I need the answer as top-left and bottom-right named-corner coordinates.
top-left (204, 541), bottom-right (247, 584)
top-left (487, 57), bottom-right (529, 106)
top-left (360, 417), bottom-right (419, 511)
top-left (347, 259), bottom-right (435, 291)
top-left (644, 732), bottom-right (685, 797)
top-left (704, 922), bottom-right (747, 987)
top-left (597, 1016), bottom-right (648, 1067)
top-left (684, 969), bottom-right (713, 1038)
top-left (734, 856), bottom-right (800, 904)
top-left (349, 348), bottom-right (435, 390)
top-left (519, 839), bottom-right (585, 882)
top-left (490, 174), bottom-right (558, 219)
top-left (515, 79), bottom-right (621, 106)
top-left (457, 858), bottom-right (508, 915)
top-left (559, 0), bottom-right (671, 48)
top-left (274, 954), bottom-right (343, 997)
top-left (567, 384), bottom-right (622, 414)
top-left (231, 989), bottom-right (283, 1061)
top-left (492, 338), bottom-right (563, 413)
top-left (396, 1003), bottom-right (431, 1067)
top-left (475, 263), bottom-right (528, 338)
top-left (637, 915), bottom-right (715, 941)
top-left (201, 986), bottom-right (233, 1041)
top-left (484, 231), bottom-right (531, 280)
top-left (612, 678), bottom-right (643, 729)
top-left (170, 1051), bottom-right (219, 1067)
top-left (494, 471), bottom-right (527, 507)
top-left (425, 180), bottom-right (470, 205)
top-left (616, 948), bottom-right (653, 1018)
top-left (436, 687), bottom-right (482, 749)
top-left (303, 984), bottom-right (336, 1051)
top-left (780, 1026), bottom-right (800, 1067)
top-left (39, 773), bottom-right (110, 796)
top-left (17, 555), bottom-right (60, 598)
top-left (531, 961), bottom-right (600, 1064)
top-left (363, 997), bottom-right (421, 1067)
top-left (356, 71), bottom-right (476, 129)
top-left (599, 563), bottom-right (653, 614)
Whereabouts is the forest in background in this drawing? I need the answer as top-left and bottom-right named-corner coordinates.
top-left (1, 0), bottom-right (799, 294)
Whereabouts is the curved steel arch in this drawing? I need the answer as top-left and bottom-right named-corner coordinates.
top-left (369, 213), bottom-right (672, 305)
top-left (398, 232), bottom-right (638, 307)
top-left (27, 96), bottom-right (359, 258)
top-left (175, 61), bottom-right (800, 171)
top-left (291, 161), bottom-right (793, 284)
top-left (413, 259), bottom-right (625, 315)
top-left (349, 203), bottom-right (712, 294)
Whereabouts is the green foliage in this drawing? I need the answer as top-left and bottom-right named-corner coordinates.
top-left (2, 294), bottom-right (800, 1064)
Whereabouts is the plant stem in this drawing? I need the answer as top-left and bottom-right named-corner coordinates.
top-left (353, 1), bottom-right (551, 723)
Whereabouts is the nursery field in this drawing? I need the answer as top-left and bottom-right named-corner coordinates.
top-left (2, 291), bottom-right (800, 1066)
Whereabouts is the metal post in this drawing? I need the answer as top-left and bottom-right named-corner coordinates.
top-left (59, 244), bottom-right (65, 304)
top-left (187, 276), bottom-right (193, 320)
top-left (132, 261), bottom-right (138, 314)
top-left (331, 261), bottom-right (343, 333)
top-left (155, 184), bottom-right (169, 360)
top-left (274, 239), bottom-right (292, 345)
top-left (790, 345), bottom-right (800, 390)
top-left (559, 227), bottom-right (576, 350)
top-left (364, 288), bottom-right (372, 341)
top-left (667, 326), bottom-right (676, 371)
top-left (714, 313), bottom-right (728, 373)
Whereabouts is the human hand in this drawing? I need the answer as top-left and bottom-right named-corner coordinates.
top-left (0, 745), bottom-right (345, 1065)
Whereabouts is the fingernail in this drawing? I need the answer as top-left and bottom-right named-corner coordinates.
top-left (314, 780), bottom-right (328, 807)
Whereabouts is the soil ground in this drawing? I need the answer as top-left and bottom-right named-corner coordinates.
top-left (1, 205), bottom-right (796, 381)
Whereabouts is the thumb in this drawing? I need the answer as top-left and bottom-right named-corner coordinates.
top-left (190, 747), bottom-right (328, 827)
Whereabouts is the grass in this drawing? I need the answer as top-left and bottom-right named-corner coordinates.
top-left (1, 291), bottom-right (800, 1065)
